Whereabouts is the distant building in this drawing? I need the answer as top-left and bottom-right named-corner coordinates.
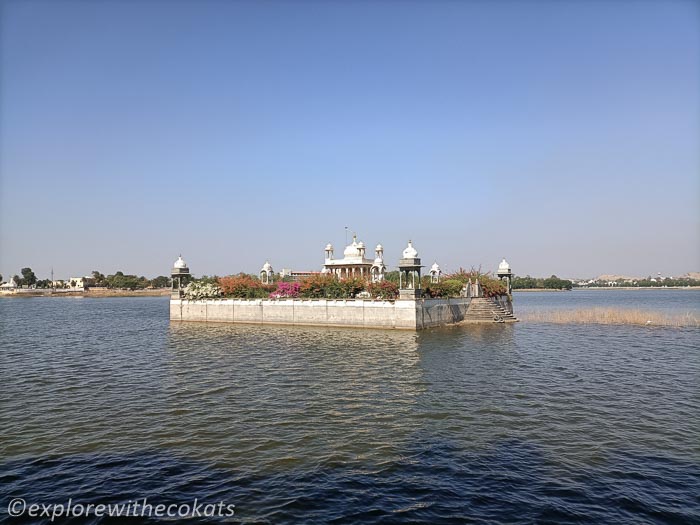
top-left (68, 277), bottom-right (86, 290)
top-left (0, 278), bottom-right (18, 289)
top-left (279, 269), bottom-right (321, 282)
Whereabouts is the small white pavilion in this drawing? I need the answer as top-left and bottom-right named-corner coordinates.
top-left (497, 258), bottom-right (513, 294)
top-left (171, 255), bottom-right (191, 298)
top-left (429, 262), bottom-right (441, 283)
top-left (260, 261), bottom-right (274, 284)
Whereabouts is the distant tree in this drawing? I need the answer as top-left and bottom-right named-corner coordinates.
top-left (35, 279), bottom-right (52, 289)
top-left (92, 271), bottom-right (106, 286)
top-left (384, 271), bottom-right (400, 284)
top-left (21, 267), bottom-right (37, 287)
top-left (150, 276), bottom-right (171, 288)
top-left (13, 274), bottom-right (23, 286)
top-left (513, 275), bottom-right (538, 289)
top-left (105, 271), bottom-right (148, 290)
top-left (543, 275), bottom-right (573, 290)
top-left (195, 275), bottom-right (220, 285)
top-left (0, 273), bottom-right (3, 282)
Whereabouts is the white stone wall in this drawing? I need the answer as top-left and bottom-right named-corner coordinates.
top-left (170, 297), bottom-right (472, 330)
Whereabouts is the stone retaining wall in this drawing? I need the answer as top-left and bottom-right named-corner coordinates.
top-left (170, 297), bottom-right (474, 330)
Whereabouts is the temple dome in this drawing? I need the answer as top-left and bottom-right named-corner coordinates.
top-left (173, 255), bottom-right (187, 269)
top-left (325, 243), bottom-right (334, 251)
top-left (375, 244), bottom-right (383, 252)
top-left (430, 262), bottom-right (440, 272)
top-left (343, 236), bottom-right (363, 258)
top-left (498, 258), bottom-right (511, 272)
top-left (402, 240), bottom-right (418, 258)
top-left (261, 261), bottom-right (273, 272)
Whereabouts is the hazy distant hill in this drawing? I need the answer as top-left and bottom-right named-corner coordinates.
top-left (591, 272), bottom-right (700, 282)
top-left (595, 274), bottom-right (638, 282)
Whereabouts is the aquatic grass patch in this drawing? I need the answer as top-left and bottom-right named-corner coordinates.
top-left (520, 308), bottom-right (699, 327)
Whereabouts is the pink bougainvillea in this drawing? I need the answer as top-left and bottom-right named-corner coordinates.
top-left (270, 281), bottom-right (301, 298)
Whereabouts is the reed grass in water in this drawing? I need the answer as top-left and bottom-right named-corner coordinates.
top-left (521, 308), bottom-right (699, 327)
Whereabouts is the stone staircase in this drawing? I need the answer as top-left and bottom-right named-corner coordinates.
top-left (464, 297), bottom-right (518, 323)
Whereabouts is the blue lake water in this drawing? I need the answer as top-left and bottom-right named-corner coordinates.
top-left (0, 291), bottom-right (698, 523)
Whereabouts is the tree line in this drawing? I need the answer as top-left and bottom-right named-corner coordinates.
top-left (512, 275), bottom-right (573, 290)
top-left (1, 268), bottom-right (171, 290)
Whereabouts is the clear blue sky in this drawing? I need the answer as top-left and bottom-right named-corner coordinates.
top-left (1, 0), bottom-right (698, 280)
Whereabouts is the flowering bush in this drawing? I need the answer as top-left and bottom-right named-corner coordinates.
top-left (442, 267), bottom-right (507, 298)
top-left (270, 281), bottom-right (301, 298)
top-left (218, 274), bottom-right (274, 298)
top-left (182, 281), bottom-right (223, 300)
top-left (339, 277), bottom-right (366, 298)
top-left (299, 274), bottom-right (341, 298)
top-left (367, 280), bottom-right (399, 300)
top-left (298, 275), bottom-right (367, 299)
top-left (479, 277), bottom-right (507, 298)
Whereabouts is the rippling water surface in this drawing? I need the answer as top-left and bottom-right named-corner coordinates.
top-left (1, 293), bottom-right (698, 523)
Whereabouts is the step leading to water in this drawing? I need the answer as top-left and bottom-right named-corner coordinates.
top-left (463, 297), bottom-right (518, 323)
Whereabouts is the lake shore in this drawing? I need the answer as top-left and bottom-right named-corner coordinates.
top-left (0, 288), bottom-right (171, 298)
top-left (514, 287), bottom-right (700, 292)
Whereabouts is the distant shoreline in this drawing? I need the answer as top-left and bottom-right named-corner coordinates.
top-left (0, 288), bottom-right (171, 298)
top-left (514, 287), bottom-right (700, 292)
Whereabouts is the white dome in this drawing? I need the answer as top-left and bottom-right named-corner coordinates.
top-left (430, 262), bottom-right (441, 272)
top-left (325, 243), bottom-right (334, 251)
top-left (261, 261), bottom-right (273, 272)
top-left (173, 255), bottom-right (187, 269)
top-left (402, 240), bottom-right (418, 258)
top-left (375, 244), bottom-right (383, 251)
top-left (498, 258), bottom-right (511, 271)
top-left (343, 236), bottom-right (363, 258)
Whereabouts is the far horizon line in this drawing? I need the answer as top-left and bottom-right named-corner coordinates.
top-left (1, 265), bottom-right (698, 283)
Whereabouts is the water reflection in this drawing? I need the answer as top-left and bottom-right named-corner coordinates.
top-left (166, 323), bottom-right (425, 472)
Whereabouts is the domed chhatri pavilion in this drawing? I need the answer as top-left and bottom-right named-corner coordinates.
top-left (170, 238), bottom-right (517, 329)
top-left (322, 235), bottom-right (386, 282)
top-left (171, 255), bottom-right (191, 298)
top-left (497, 258), bottom-right (513, 294)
